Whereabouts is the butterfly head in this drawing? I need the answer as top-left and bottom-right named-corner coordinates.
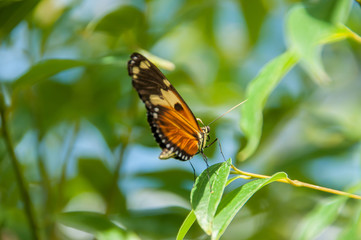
top-left (201, 125), bottom-right (210, 134)
top-left (199, 125), bottom-right (211, 151)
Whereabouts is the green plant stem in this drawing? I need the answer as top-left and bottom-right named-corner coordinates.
top-left (58, 122), bottom-right (80, 207)
top-left (106, 132), bottom-right (130, 215)
top-left (344, 25), bottom-right (361, 43)
top-left (231, 165), bottom-right (361, 200)
top-left (0, 99), bottom-right (40, 240)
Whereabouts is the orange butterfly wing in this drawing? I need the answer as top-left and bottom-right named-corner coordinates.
top-left (128, 53), bottom-right (202, 161)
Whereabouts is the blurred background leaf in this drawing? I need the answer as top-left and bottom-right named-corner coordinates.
top-left (0, 0), bottom-right (360, 239)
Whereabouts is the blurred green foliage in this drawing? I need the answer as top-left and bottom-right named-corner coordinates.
top-left (0, 0), bottom-right (361, 239)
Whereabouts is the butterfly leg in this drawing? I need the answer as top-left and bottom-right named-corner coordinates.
top-left (200, 151), bottom-right (213, 193)
top-left (205, 138), bottom-right (227, 162)
top-left (189, 160), bottom-right (197, 182)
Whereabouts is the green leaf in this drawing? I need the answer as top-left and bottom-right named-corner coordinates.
top-left (92, 5), bottom-right (146, 45)
top-left (286, 4), bottom-right (355, 84)
top-left (136, 168), bottom-right (194, 197)
top-left (0, 0), bottom-right (40, 39)
top-left (176, 210), bottom-right (196, 240)
top-left (78, 158), bottom-right (113, 198)
top-left (238, 51), bottom-right (298, 161)
top-left (211, 172), bottom-right (287, 240)
top-left (239, 0), bottom-right (267, 46)
top-left (13, 59), bottom-right (90, 90)
top-left (292, 196), bottom-right (347, 240)
top-left (337, 205), bottom-right (361, 240)
top-left (78, 159), bottom-right (127, 215)
top-left (58, 211), bottom-right (129, 240)
top-left (94, 6), bottom-right (145, 35)
top-left (178, 175), bottom-right (249, 239)
top-left (331, 0), bottom-right (352, 24)
top-left (190, 159), bottom-right (231, 235)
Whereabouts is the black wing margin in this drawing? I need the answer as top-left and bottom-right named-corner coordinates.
top-left (128, 52), bottom-right (169, 103)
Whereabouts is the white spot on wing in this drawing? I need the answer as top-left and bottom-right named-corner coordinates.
top-left (163, 79), bottom-right (171, 87)
top-left (140, 61), bottom-right (150, 69)
top-left (132, 67), bottom-right (140, 74)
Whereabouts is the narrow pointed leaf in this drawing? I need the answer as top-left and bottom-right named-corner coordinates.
top-left (286, 4), bottom-right (359, 84)
top-left (331, 0), bottom-right (352, 24)
top-left (292, 196), bottom-right (348, 240)
top-left (58, 211), bottom-right (128, 240)
top-left (191, 159), bottom-right (231, 235)
top-left (238, 51), bottom-right (298, 161)
top-left (176, 210), bottom-right (196, 240)
top-left (337, 205), bottom-right (361, 240)
top-left (178, 175), bottom-right (245, 239)
top-left (212, 172), bottom-right (288, 240)
top-left (13, 59), bottom-right (90, 90)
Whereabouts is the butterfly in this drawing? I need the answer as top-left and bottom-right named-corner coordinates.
top-left (128, 52), bottom-right (211, 161)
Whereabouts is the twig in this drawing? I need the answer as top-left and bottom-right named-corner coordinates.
top-left (231, 165), bottom-right (361, 200)
top-left (58, 122), bottom-right (80, 206)
top-left (106, 141), bottom-right (128, 215)
top-left (0, 93), bottom-right (40, 239)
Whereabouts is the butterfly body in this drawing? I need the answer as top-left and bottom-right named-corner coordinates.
top-left (128, 53), bottom-right (210, 161)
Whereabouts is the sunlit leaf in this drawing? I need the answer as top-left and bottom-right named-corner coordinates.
top-left (238, 51), bottom-right (298, 161)
top-left (191, 159), bottom-right (231, 235)
top-left (13, 59), bottom-right (89, 90)
top-left (176, 210), bottom-right (196, 240)
top-left (286, 4), bottom-right (359, 84)
top-left (292, 196), bottom-right (347, 240)
top-left (178, 175), bottom-right (252, 239)
top-left (331, 0), bottom-right (353, 24)
top-left (211, 172), bottom-right (288, 240)
top-left (337, 204), bottom-right (361, 240)
top-left (0, 1), bottom-right (360, 239)
top-left (58, 211), bottom-right (129, 240)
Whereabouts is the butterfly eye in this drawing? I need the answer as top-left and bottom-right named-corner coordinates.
top-left (205, 126), bottom-right (210, 133)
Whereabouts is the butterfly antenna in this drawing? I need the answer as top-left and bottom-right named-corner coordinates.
top-left (208, 99), bottom-right (248, 126)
